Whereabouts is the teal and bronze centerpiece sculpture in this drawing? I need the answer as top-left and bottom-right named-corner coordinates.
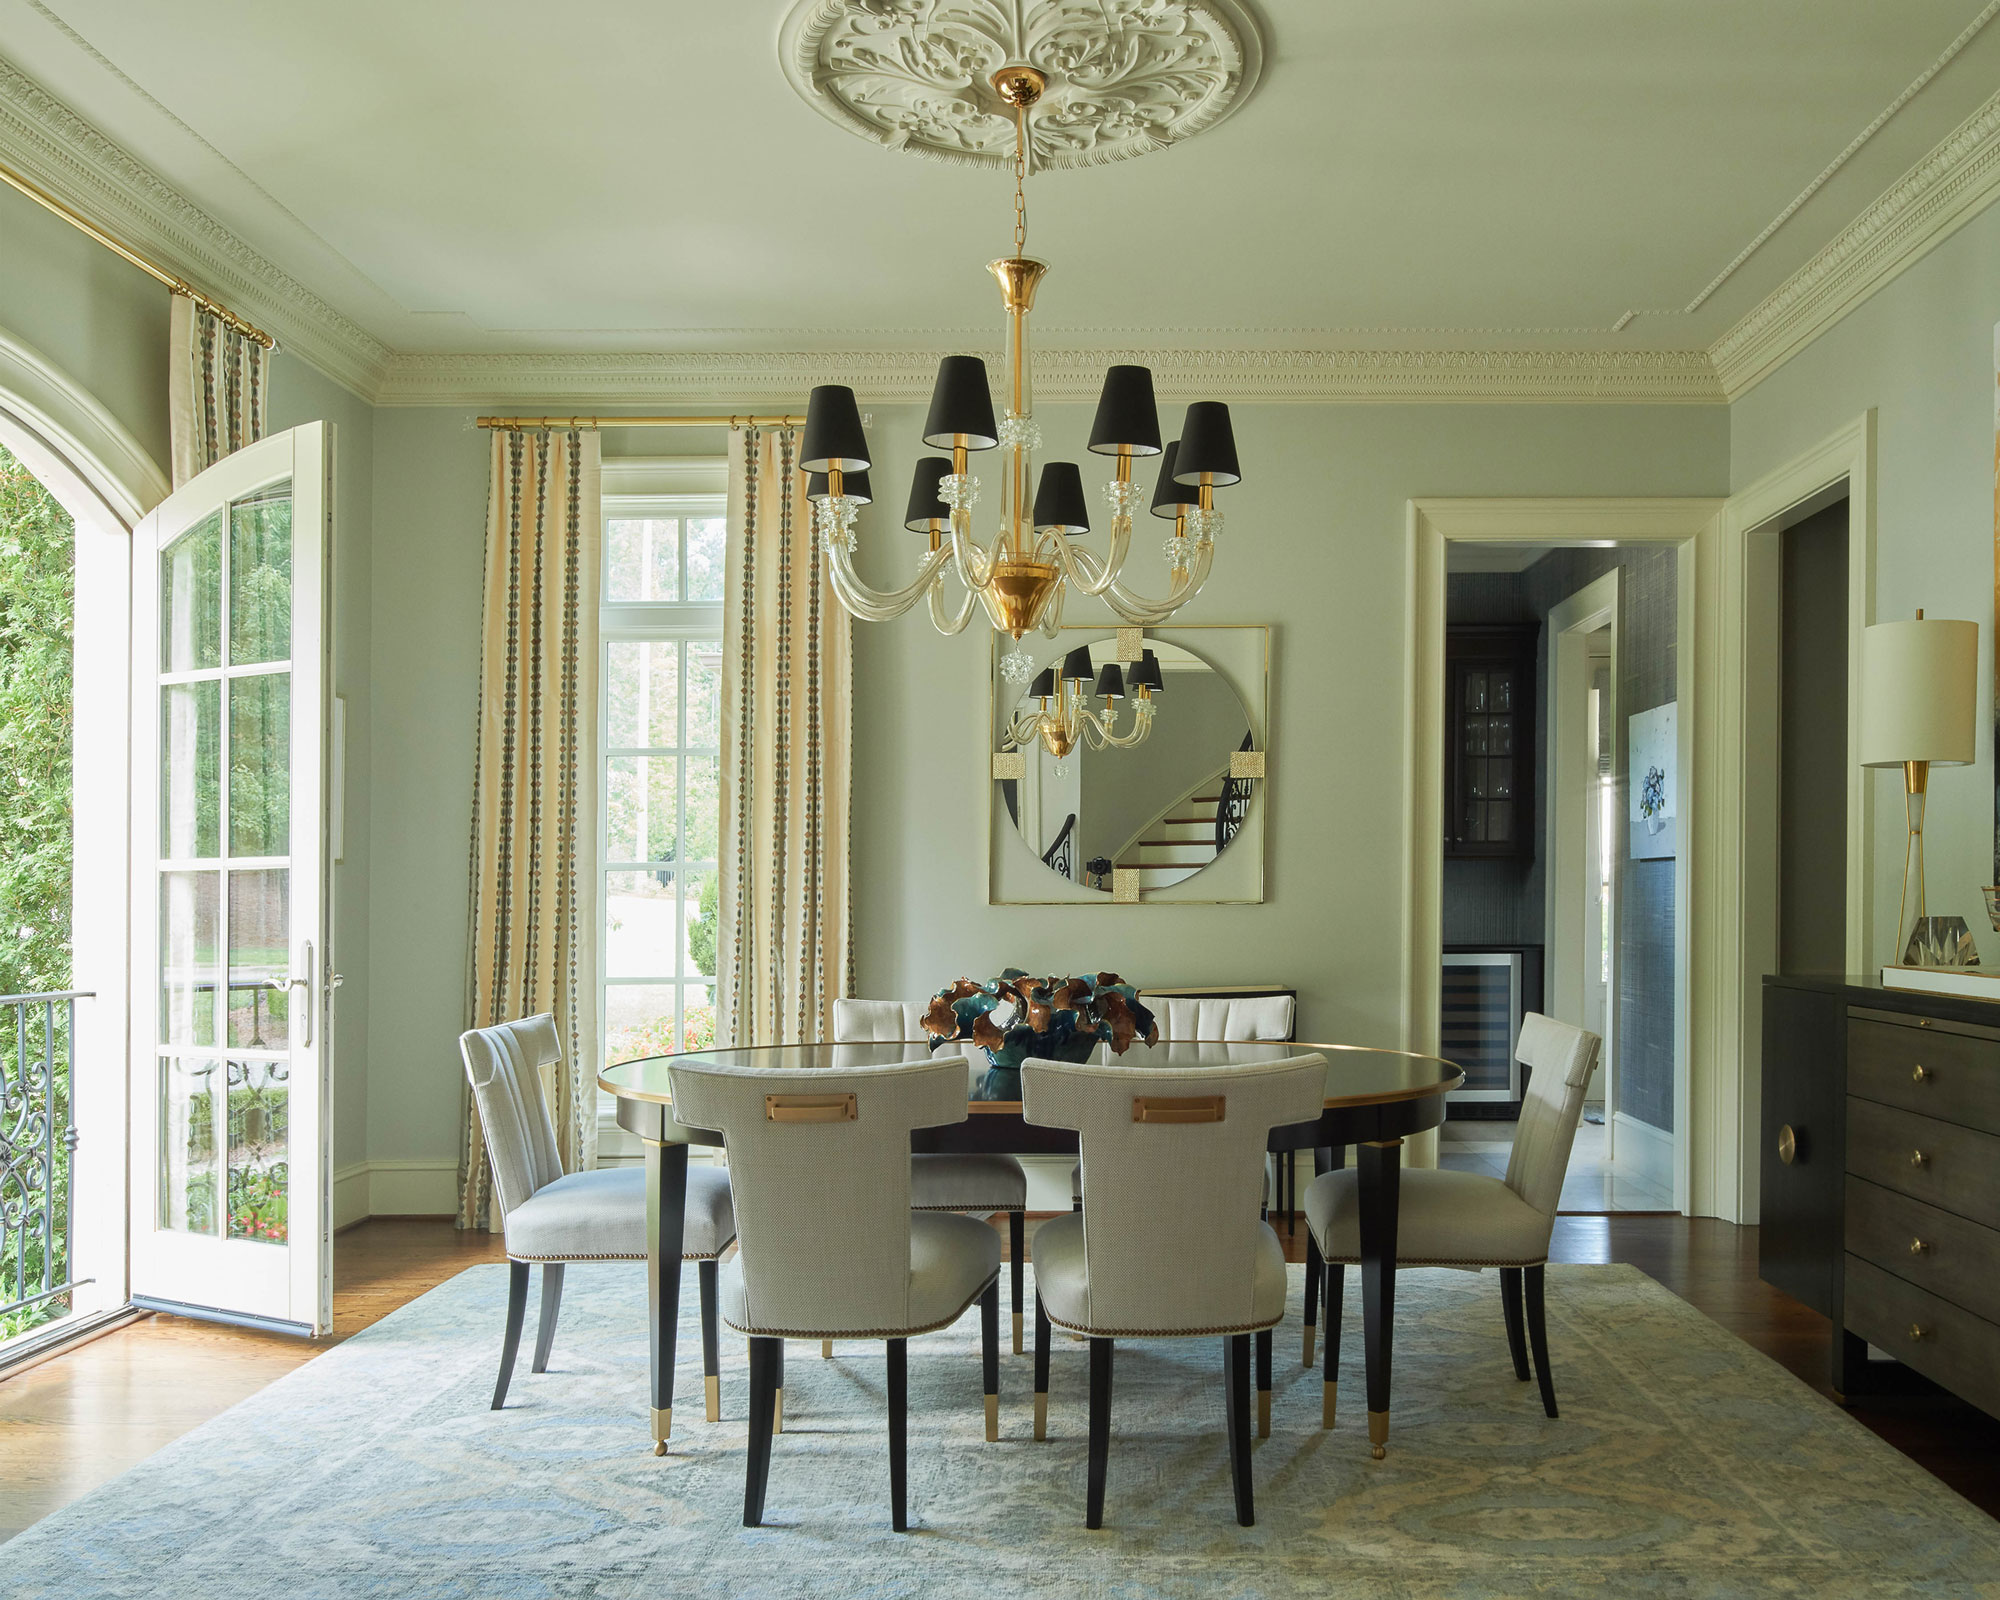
top-left (924, 970), bottom-right (1157, 1099)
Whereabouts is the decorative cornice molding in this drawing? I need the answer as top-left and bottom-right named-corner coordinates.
top-left (375, 345), bottom-right (1725, 408)
top-left (0, 55), bottom-right (391, 399)
top-left (1712, 85), bottom-right (2000, 400)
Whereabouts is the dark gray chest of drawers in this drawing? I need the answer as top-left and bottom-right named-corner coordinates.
top-left (1761, 975), bottom-right (2000, 1416)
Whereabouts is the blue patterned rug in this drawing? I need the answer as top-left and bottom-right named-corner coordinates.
top-left (5, 1261), bottom-right (1997, 1598)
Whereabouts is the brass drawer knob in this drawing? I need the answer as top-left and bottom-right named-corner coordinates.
top-left (1777, 1124), bottom-right (1800, 1166)
top-left (1910, 1237), bottom-right (1931, 1256)
top-left (1911, 1149), bottom-right (1929, 1168)
top-left (1912, 1064), bottom-right (1932, 1083)
top-left (1909, 1323), bottom-right (1930, 1342)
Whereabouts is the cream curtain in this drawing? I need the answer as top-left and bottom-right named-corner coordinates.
top-left (459, 428), bottom-right (603, 1229)
top-left (168, 294), bottom-right (269, 488)
top-left (718, 426), bottom-right (853, 1047)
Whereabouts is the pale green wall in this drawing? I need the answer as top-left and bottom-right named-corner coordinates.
top-left (1731, 199), bottom-right (2000, 968)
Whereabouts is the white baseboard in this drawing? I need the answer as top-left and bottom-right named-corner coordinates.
top-left (1611, 1111), bottom-right (1674, 1191)
top-left (333, 1158), bottom-right (462, 1226)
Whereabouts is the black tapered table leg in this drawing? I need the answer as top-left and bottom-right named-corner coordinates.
top-left (531, 1262), bottom-right (564, 1374)
top-left (1357, 1137), bottom-right (1402, 1460)
top-left (492, 1258), bottom-right (529, 1410)
top-left (887, 1337), bottom-right (909, 1531)
top-left (1009, 1211), bottom-right (1026, 1355)
top-left (981, 1278), bottom-right (1001, 1441)
top-left (1086, 1337), bottom-right (1113, 1529)
top-left (645, 1139), bottom-right (689, 1455)
top-left (1225, 1332), bottom-right (1254, 1527)
top-left (1500, 1266), bottom-right (1530, 1381)
top-left (1524, 1265), bottom-right (1559, 1418)
top-left (1033, 1293), bottom-right (1052, 1440)
top-left (1254, 1326), bottom-right (1272, 1438)
top-left (699, 1259), bottom-right (722, 1421)
top-left (743, 1335), bottom-right (779, 1526)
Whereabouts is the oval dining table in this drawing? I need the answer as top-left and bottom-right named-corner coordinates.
top-left (598, 1039), bottom-right (1462, 1459)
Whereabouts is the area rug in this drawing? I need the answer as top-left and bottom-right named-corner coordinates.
top-left (5, 1262), bottom-right (1997, 1598)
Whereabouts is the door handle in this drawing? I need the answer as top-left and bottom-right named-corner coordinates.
top-left (264, 941), bottom-right (316, 1048)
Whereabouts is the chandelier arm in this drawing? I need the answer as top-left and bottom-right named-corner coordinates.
top-left (928, 572), bottom-right (983, 635)
top-left (948, 506), bottom-right (1000, 591)
top-left (1093, 701), bottom-right (1155, 748)
top-left (1095, 540), bottom-right (1217, 623)
top-left (825, 544), bottom-right (953, 622)
top-left (1042, 516), bottom-right (1134, 598)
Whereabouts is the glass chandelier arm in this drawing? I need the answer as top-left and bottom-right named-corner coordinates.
top-left (1077, 697), bottom-right (1154, 750)
top-left (948, 506), bottom-right (1001, 591)
top-left (1094, 539), bottom-right (1217, 623)
top-left (825, 543), bottom-right (952, 622)
top-left (1043, 515), bottom-right (1133, 598)
top-left (928, 571), bottom-right (982, 634)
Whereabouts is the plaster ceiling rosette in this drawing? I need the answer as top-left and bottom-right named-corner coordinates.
top-left (779, 0), bottom-right (1265, 171)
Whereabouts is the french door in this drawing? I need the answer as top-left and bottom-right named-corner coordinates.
top-left (128, 424), bottom-right (332, 1335)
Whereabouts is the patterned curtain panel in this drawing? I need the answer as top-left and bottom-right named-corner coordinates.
top-left (458, 428), bottom-right (603, 1230)
top-left (168, 294), bottom-right (269, 489)
top-left (718, 426), bottom-right (854, 1048)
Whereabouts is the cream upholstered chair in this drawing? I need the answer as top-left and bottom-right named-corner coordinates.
top-left (1304, 1013), bottom-right (1601, 1431)
top-left (667, 1051), bottom-right (1003, 1531)
top-left (459, 1015), bottom-right (736, 1416)
top-left (833, 998), bottom-right (1031, 1353)
top-left (1024, 1049), bottom-right (1327, 1529)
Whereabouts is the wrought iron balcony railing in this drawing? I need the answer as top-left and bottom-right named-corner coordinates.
top-left (0, 990), bottom-right (90, 1332)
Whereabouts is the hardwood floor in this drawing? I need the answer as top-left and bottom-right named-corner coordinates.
top-left (3, 1213), bottom-right (1996, 1542)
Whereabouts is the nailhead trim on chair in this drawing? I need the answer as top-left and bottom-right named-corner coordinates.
top-left (1317, 1252), bottom-right (1550, 1269)
top-left (910, 1203), bottom-right (1025, 1213)
top-left (724, 1271), bottom-right (1002, 1341)
top-left (1040, 1307), bottom-right (1286, 1339)
top-left (507, 1249), bottom-right (730, 1262)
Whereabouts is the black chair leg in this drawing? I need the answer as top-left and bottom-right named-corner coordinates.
top-left (1086, 1337), bottom-right (1113, 1529)
top-left (744, 1336), bottom-right (780, 1526)
top-left (1303, 1230), bottom-right (1322, 1367)
top-left (1009, 1211), bottom-right (1026, 1355)
top-left (1322, 1261), bottom-right (1343, 1429)
top-left (887, 1337), bottom-right (909, 1531)
top-left (1254, 1327), bottom-right (1272, 1438)
top-left (699, 1260), bottom-right (722, 1421)
top-left (492, 1259), bottom-right (529, 1409)
top-left (981, 1278), bottom-right (1001, 1441)
top-left (1224, 1332), bottom-right (1254, 1527)
top-left (1033, 1292), bottom-right (1052, 1440)
top-left (1500, 1266), bottom-right (1530, 1382)
top-left (774, 1338), bottom-right (786, 1434)
top-left (529, 1263), bottom-right (564, 1374)
top-left (1524, 1265), bottom-right (1558, 1418)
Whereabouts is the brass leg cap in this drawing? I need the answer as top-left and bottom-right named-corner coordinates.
top-left (1304, 1325), bottom-right (1317, 1368)
top-left (1321, 1380), bottom-right (1337, 1430)
top-left (1012, 1310), bottom-right (1023, 1355)
top-left (704, 1374), bottom-right (720, 1423)
top-left (1033, 1391), bottom-right (1048, 1441)
top-left (985, 1393), bottom-right (999, 1442)
top-left (1368, 1408), bottom-right (1388, 1459)
top-left (822, 1338), bottom-right (833, 1359)
top-left (651, 1405), bottom-right (672, 1455)
top-left (774, 1388), bottom-right (784, 1435)
top-left (1257, 1388), bottom-right (1271, 1439)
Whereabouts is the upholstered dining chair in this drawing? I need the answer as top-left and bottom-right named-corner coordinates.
top-left (1024, 1049), bottom-right (1328, 1529)
top-left (667, 1051), bottom-right (1003, 1531)
top-left (1304, 1012), bottom-right (1601, 1442)
top-left (459, 1014), bottom-right (737, 1431)
top-left (833, 998), bottom-right (1031, 1353)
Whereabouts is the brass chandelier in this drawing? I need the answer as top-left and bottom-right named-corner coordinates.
top-left (798, 64), bottom-right (1241, 682)
top-left (1004, 646), bottom-right (1165, 773)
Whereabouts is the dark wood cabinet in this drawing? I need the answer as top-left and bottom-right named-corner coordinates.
top-left (1444, 624), bottom-right (1537, 858)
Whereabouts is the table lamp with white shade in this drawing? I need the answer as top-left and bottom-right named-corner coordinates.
top-left (1858, 610), bottom-right (1979, 972)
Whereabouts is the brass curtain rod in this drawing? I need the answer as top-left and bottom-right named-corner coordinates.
top-left (0, 157), bottom-right (277, 350)
top-left (476, 415), bottom-right (806, 430)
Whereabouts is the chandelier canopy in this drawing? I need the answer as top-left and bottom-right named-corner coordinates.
top-left (802, 63), bottom-right (1241, 680)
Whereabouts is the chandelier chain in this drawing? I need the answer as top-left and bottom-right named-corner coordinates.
top-left (1012, 104), bottom-right (1028, 256)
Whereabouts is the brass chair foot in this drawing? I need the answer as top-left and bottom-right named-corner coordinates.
top-left (1257, 1388), bottom-right (1271, 1439)
top-left (704, 1374), bottom-right (720, 1423)
top-left (1368, 1408), bottom-right (1388, 1459)
top-left (1012, 1310), bottom-right (1023, 1355)
top-left (651, 1405), bottom-right (671, 1456)
top-left (1321, 1379), bottom-right (1337, 1430)
top-left (1304, 1324), bottom-right (1316, 1368)
top-left (774, 1388), bottom-right (784, 1434)
top-left (1033, 1391), bottom-right (1048, 1440)
top-left (822, 1338), bottom-right (833, 1358)
top-left (985, 1393), bottom-right (999, 1442)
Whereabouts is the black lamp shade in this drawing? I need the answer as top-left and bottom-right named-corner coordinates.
top-left (1033, 461), bottom-right (1090, 535)
top-left (1061, 646), bottom-right (1095, 684)
top-left (1087, 364), bottom-right (1162, 457)
top-left (922, 355), bottom-right (999, 451)
top-left (799, 384), bottom-right (870, 474)
top-left (1150, 441), bottom-right (1199, 519)
top-left (1171, 401), bottom-right (1241, 486)
top-left (1094, 663), bottom-right (1126, 700)
top-left (904, 457), bottom-right (953, 530)
top-left (806, 467), bottom-right (871, 504)
top-left (1129, 650), bottom-right (1163, 693)
top-left (1028, 667), bottom-right (1056, 699)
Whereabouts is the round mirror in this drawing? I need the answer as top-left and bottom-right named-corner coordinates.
top-left (997, 637), bottom-right (1254, 894)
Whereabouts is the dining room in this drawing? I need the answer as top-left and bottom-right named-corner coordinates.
top-left (8, 2), bottom-right (2000, 1594)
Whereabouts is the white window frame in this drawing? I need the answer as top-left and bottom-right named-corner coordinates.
top-left (596, 460), bottom-right (726, 1152)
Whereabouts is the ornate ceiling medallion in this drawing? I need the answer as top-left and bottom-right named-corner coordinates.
top-left (779, 0), bottom-right (1264, 171)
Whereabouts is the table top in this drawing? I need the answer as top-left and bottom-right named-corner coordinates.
top-left (598, 1040), bottom-right (1463, 1113)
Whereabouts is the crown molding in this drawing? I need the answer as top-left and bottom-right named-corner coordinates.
top-left (375, 345), bottom-right (1725, 408)
top-left (0, 54), bottom-right (391, 400)
top-left (1711, 85), bottom-right (2000, 400)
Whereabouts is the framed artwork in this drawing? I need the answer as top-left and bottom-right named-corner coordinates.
top-left (1629, 701), bottom-right (1678, 860)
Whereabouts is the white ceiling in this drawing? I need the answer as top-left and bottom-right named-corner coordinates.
top-left (3, 0), bottom-right (1998, 364)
